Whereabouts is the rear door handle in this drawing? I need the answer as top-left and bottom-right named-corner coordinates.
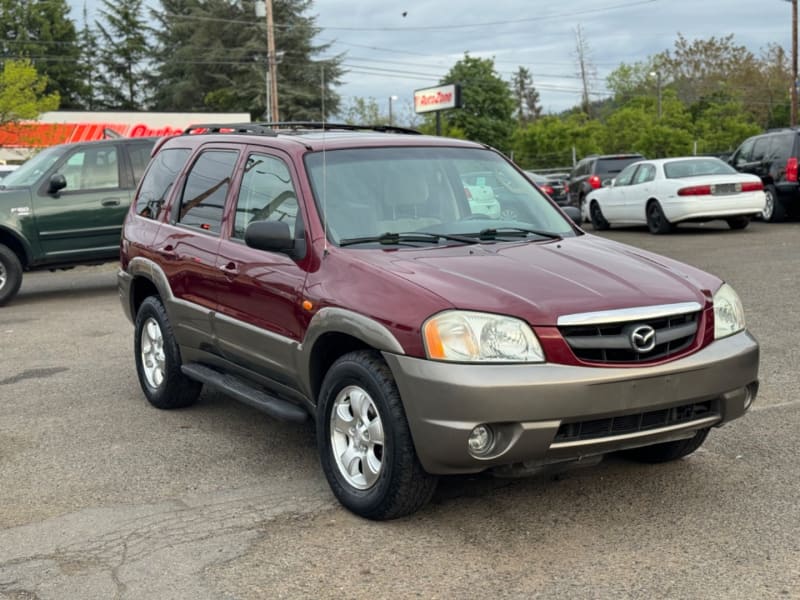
top-left (101, 197), bottom-right (121, 207)
top-left (157, 244), bottom-right (176, 257)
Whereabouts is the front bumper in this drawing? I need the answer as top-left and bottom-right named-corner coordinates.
top-left (384, 331), bottom-right (759, 475)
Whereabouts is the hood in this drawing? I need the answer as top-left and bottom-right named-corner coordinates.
top-left (365, 234), bottom-right (720, 325)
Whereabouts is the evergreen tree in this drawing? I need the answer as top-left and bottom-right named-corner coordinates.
top-left (95, 0), bottom-right (150, 110)
top-left (77, 4), bottom-right (100, 110)
top-left (150, 0), bottom-right (343, 120)
top-left (0, 0), bottom-right (85, 109)
top-left (511, 67), bottom-right (542, 126)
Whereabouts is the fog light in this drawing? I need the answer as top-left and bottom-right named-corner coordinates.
top-left (468, 424), bottom-right (494, 455)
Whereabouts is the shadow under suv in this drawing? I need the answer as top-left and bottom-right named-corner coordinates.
top-left (118, 123), bottom-right (758, 520)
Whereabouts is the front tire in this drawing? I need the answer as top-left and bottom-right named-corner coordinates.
top-left (316, 350), bottom-right (438, 520)
top-left (134, 296), bottom-right (202, 409)
top-left (0, 244), bottom-right (23, 306)
top-left (646, 200), bottom-right (673, 234)
top-left (620, 428), bottom-right (709, 463)
top-left (589, 200), bottom-right (610, 230)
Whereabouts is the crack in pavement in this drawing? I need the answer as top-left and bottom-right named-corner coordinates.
top-left (0, 482), bottom-right (334, 600)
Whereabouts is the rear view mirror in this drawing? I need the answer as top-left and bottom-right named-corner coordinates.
top-left (245, 220), bottom-right (294, 252)
top-left (562, 206), bottom-right (582, 223)
top-left (48, 174), bottom-right (67, 195)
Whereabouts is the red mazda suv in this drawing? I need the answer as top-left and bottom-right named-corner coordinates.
top-left (119, 123), bottom-right (759, 519)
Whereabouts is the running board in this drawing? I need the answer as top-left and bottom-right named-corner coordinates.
top-left (181, 363), bottom-right (308, 423)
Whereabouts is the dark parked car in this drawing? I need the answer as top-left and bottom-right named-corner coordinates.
top-left (0, 137), bottom-right (157, 304)
top-left (567, 154), bottom-right (645, 216)
top-left (729, 129), bottom-right (800, 222)
top-left (524, 171), bottom-right (568, 205)
top-left (119, 123), bottom-right (758, 520)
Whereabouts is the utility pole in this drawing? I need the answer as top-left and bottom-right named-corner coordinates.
top-left (265, 0), bottom-right (279, 123)
top-left (575, 26), bottom-right (592, 116)
top-left (792, 0), bottom-right (798, 127)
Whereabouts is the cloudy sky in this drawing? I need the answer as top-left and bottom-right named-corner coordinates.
top-left (71, 0), bottom-right (790, 117)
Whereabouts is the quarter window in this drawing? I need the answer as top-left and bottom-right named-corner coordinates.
top-left (232, 153), bottom-right (298, 239)
top-left (135, 148), bottom-right (190, 220)
top-left (177, 150), bottom-right (239, 234)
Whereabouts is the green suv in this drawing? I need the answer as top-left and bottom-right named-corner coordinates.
top-left (0, 137), bottom-right (156, 305)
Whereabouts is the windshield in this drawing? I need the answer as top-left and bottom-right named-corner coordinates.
top-left (304, 146), bottom-right (576, 246)
top-left (664, 158), bottom-right (737, 179)
top-left (1, 146), bottom-right (63, 188)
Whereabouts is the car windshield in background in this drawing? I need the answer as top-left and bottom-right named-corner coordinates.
top-left (664, 158), bottom-right (738, 179)
top-left (304, 146), bottom-right (576, 246)
top-left (0, 146), bottom-right (62, 188)
top-left (596, 157), bottom-right (642, 175)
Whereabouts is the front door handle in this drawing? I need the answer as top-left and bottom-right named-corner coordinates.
top-left (101, 197), bottom-right (121, 207)
top-left (219, 261), bottom-right (239, 276)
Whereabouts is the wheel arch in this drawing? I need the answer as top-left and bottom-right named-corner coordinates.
top-left (300, 307), bottom-right (406, 405)
top-left (124, 257), bottom-right (175, 320)
top-left (0, 226), bottom-right (31, 269)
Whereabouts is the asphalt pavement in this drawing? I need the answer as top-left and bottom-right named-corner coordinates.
top-left (0, 220), bottom-right (798, 599)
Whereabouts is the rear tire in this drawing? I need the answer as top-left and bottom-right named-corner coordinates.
top-left (726, 216), bottom-right (750, 230)
top-left (317, 350), bottom-right (438, 520)
top-left (646, 200), bottom-right (673, 234)
top-left (761, 185), bottom-right (785, 222)
top-left (589, 200), bottom-right (610, 230)
top-left (134, 296), bottom-right (202, 409)
top-left (621, 429), bottom-right (709, 463)
top-left (0, 243), bottom-right (23, 306)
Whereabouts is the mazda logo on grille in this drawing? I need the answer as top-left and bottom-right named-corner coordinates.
top-left (630, 324), bottom-right (657, 353)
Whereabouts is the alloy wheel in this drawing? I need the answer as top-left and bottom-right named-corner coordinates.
top-left (762, 190), bottom-right (774, 221)
top-left (140, 317), bottom-right (166, 389)
top-left (330, 385), bottom-right (385, 490)
top-left (0, 261), bottom-right (6, 291)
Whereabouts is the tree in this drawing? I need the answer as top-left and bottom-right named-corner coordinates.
top-left (574, 25), bottom-right (596, 116)
top-left (95, 0), bottom-right (151, 110)
top-left (0, 60), bottom-right (59, 126)
top-left (76, 4), bottom-right (100, 110)
top-left (339, 97), bottom-right (383, 125)
top-left (511, 67), bottom-right (542, 126)
top-left (422, 54), bottom-right (515, 151)
top-left (0, 0), bottom-right (85, 109)
top-left (511, 113), bottom-right (603, 169)
top-left (150, 0), bottom-right (343, 120)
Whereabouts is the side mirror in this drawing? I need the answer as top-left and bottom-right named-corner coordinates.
top-left (562, 206), bottom-right (582, 223)
top-left (48, 174), bottom-right (67, 195)
top-left (602, 178), bottom-right (614, 188)
top-left (244, 220), bottom-right (294, 252)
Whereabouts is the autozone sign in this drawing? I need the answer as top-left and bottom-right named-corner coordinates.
top-left (414, 84), bottom-right (462, 114)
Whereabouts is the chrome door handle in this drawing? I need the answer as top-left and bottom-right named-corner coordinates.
top-left (101, 198), bottom-right (121, 207)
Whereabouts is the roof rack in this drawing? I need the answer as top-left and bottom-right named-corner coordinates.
top-left (183, 123), bottom-right (278, 136)
top-left (183, 121), bottom-right (422, 137)
top-left (256, 122), bottom-right (421, 135)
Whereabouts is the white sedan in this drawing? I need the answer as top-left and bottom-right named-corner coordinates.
top-left (584, 157), bottom-right (766, 234)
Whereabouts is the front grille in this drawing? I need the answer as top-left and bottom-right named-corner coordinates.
top-left (553, 400), bottom-right (717, 443)
top-left (559, 311), bottom-right (699, 363)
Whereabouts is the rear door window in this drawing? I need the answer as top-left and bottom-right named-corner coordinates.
top-left (177, 150), bottom-right (239, 234)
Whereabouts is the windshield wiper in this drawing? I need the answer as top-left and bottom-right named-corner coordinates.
top-left (339, 231), bottom-right (479, 247)
top-left (477, 227), bottom-right (562, 241)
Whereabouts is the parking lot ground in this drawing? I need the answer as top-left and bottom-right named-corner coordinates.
top-left (1, 220), bottom-right (798, 599)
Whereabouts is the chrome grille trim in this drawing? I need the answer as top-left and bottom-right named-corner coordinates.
top-left (557, 301), bottom-right (703, 326)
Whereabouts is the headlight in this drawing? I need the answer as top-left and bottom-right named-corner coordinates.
top-left (423, 311), bottom-right (545, 363)
top-left (713, 283), bottom-right (746, 339)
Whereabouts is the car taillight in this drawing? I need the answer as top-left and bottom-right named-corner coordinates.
top-left (564, 183), bottom-right (569, 193)
top-left (740, 181), bottom-right (764, 192)
top-left (543, 185), bottom-right (554, 196)
top-left (677, 185), bottom-right (712, 196)
top-left (464, 187), bottom-right (472, 199)
top-left (589, 175), bottom-right (602, 189)
top-left (786, 157), bottom-right (798, 182)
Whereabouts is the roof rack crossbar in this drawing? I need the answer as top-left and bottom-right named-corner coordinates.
top-left (255, 121), bottom-right (422, 135)
top-left (183, 123), bottom-right (278, 136)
